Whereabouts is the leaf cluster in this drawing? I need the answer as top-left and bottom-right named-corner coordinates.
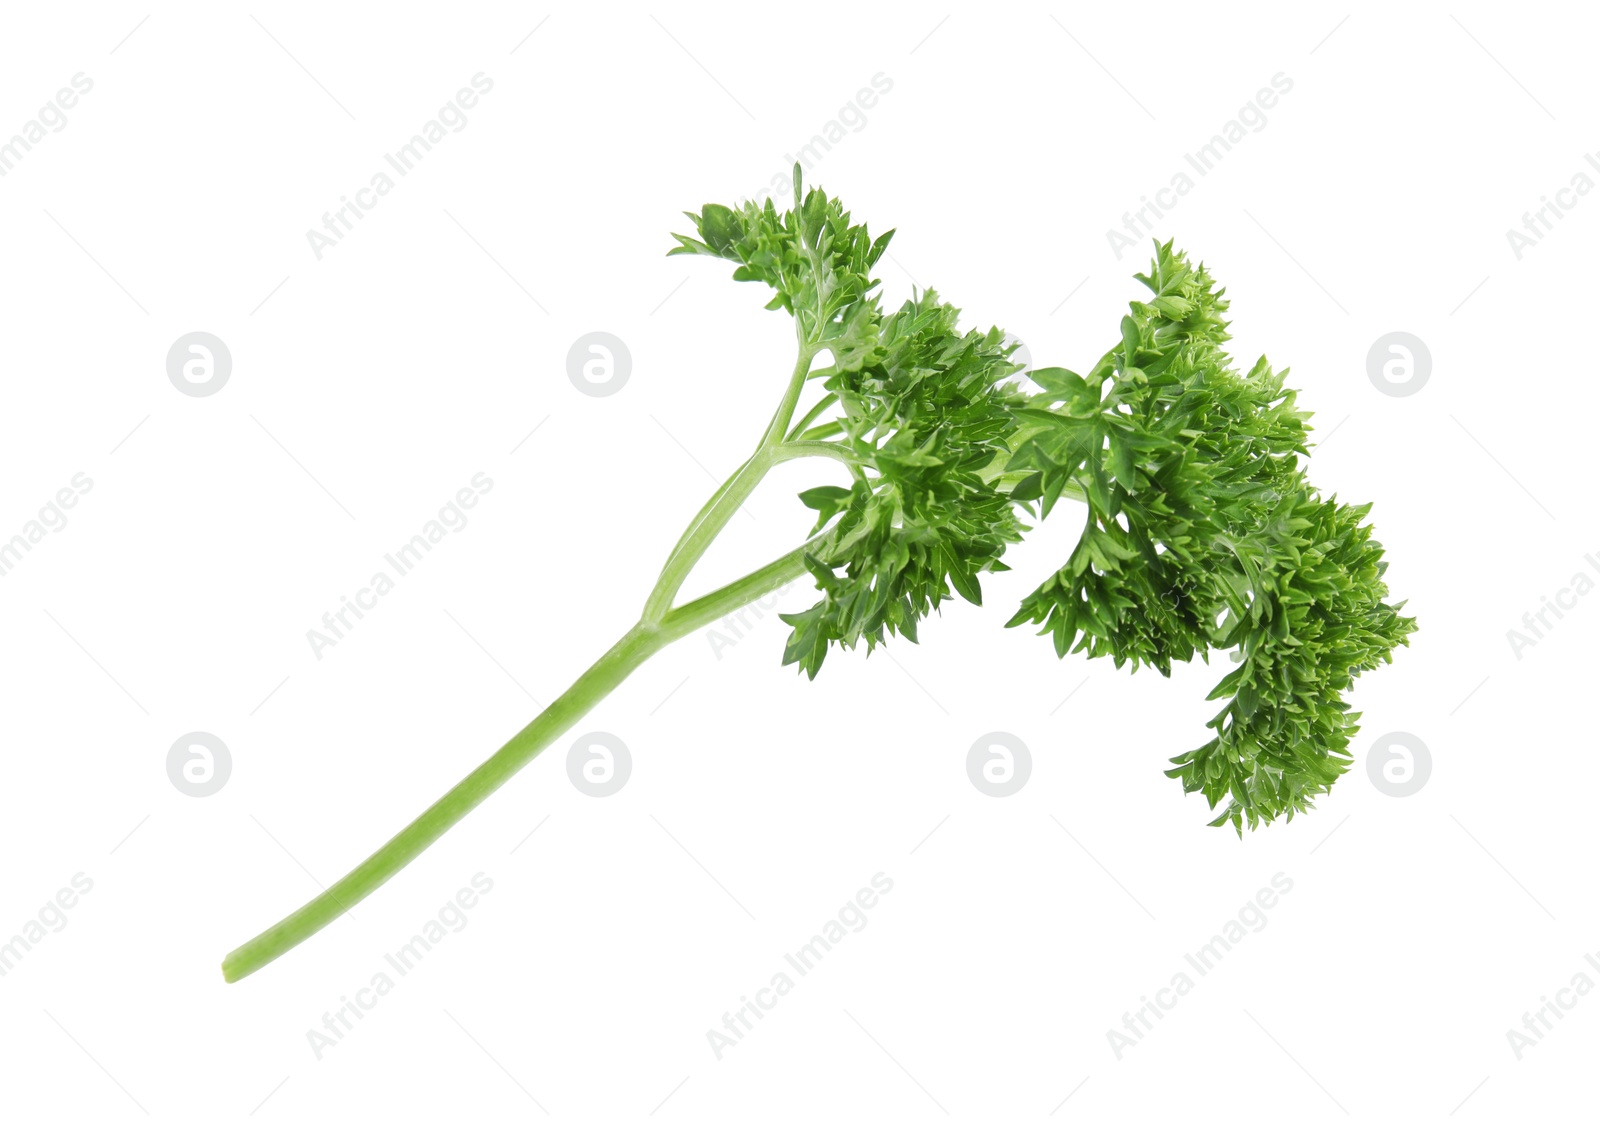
top-left (782, 296), bottom-right (1025, 676)
top-left (671, 170), bottom-right (1416, 832)
top-left (1005, 242), bottom-right (1416, 830)
top-left (669, 164), bottom-right (892, 359)
top-left (671, 168), bottom-right (1027, 678)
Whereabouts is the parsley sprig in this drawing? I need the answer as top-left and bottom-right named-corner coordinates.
top-left (1006, 245), bottom-right (1415, 831)
top-left (221, 168), bottom-right (1413, 982)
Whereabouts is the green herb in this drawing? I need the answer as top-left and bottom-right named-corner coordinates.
top-left (1004, 247), bottom-right (1415, 832)
top-left (221, 167), bottom-right (1413, 982)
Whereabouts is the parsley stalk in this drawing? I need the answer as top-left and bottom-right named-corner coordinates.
top-left (225, 237), bottom-right (842, 982)
top-left (225, 163), bottom-right (1414, 980)
top-left (223, 540), bottom-right (822, 982)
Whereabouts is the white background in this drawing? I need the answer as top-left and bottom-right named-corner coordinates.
top-left (0, 2), bottom-right (1593, 1126)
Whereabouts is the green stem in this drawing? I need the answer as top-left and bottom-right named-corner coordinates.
top-left (663, 539), bottom-right (818, 636)
top-left (224, 336), bottom-right (844, 982)
top-left (792, 419), bottom-right (845, 442)
top-left (641, 345), bottom-right (817, 623)
top-left (785, 391), bottom-right (838, 441)
top-left (649, 455), bottom-right (756, 592)
top-left (221, 541), bottom-right (815, 984)
top-left (640, 452), bottom-right (769, 623)
top-left (225, 182), bottom-right (900, 982)
top-left (774, 440), bottom-right (865, 466)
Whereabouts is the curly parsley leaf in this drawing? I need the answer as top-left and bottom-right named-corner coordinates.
top-left (672, 167), bottom-right (1026, 677)
top-left (1006, 242), bottom-right (1416, 832)
top-left (669, 164), bottom-right (893, 359)
top-left (780, 295), bottom-right (1026, 677)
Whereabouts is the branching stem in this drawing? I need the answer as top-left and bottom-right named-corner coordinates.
top-left (223, 344), bottom-right (841, 982)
